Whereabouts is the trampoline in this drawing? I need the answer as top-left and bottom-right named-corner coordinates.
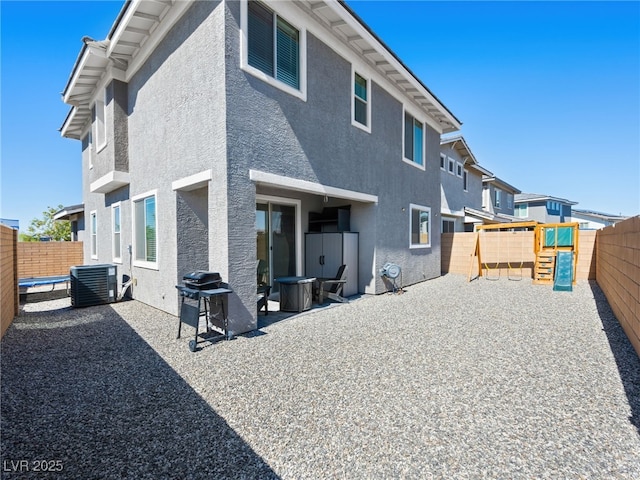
top-left (19, 275), bottom-right (70, 294)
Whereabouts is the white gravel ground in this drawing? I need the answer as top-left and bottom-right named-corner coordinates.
top-left (2, 275), bottom-right (639, 479)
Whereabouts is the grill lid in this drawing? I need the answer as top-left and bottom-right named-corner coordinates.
top-left (183, 271), bottom-right (222, 287)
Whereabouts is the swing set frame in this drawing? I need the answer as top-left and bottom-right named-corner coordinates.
top-left (468, 221), bottom-right (538, 282)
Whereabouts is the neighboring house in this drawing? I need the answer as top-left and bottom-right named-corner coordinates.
top-left (482, 174), bottom-right (520, 220)
top-left (571, 209), bottom-right (627, 230)
top-left (514, 193), bottom-right (577, 224)
top-left (53, 204), bottom-right (85, 242)
top-left (60, 0), bottom-right (462, 335)
top-left (0, 219), bottom-right (19, 230)
top-left (440, 135), bottom-right (493, 232)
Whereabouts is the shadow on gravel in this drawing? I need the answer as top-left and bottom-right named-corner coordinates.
top-left (1, 303), bottom-right (279, 479)
top-left (589, 281), bottom-right (640, 434)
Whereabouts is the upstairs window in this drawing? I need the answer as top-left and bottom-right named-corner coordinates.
top-left (463, 170), bottom-right (469, 191)
top-left (448, 158), bottom-right (455, 175)
top-left (352, 70), bottom-right (370, 131)
top-left (92, 91), bottom-right (106, 151)
top-left (494, 189), bottom-right (502, 208)
top-left (247, 1), bottom-right (300, 90)
top-left (506, 193), bottom-right (513, 209)
top-left (404, 111), bottom-right (424, 168)
top-left (440, 154), bottom-right (446, 170)
top-left (456, 162), bottom-right (463, 177)
top-left (515, 204), bottom-right (528, 218)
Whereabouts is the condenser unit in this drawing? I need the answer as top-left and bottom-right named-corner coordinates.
top-left (70, 264), bottom-right (118, 307)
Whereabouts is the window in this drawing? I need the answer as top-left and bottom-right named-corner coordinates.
top-left (90, 211), bottom-right (97, 259)
top-left (506, 193), bottom-right (513, 209)
top-left (456, 162), bottom-right (463, 178)
top-left (547, 201), bottom-right (560, 213)
top-left (448, 158), bottom-right (455, 175)
top-left (133, 192), bottom-right (157, 268)
top-left (245, 0), bottom-right (305, 98)
top-left (410, 204), bottom-right (431, 248)
top-left (494, 189), bottom-right (502, 208)
top-left (463, 170), bottom-right (468, 191)
top-left (440, 154), bottom-right (446, 170)
top-left (112, 203), bottom-right (121, 262)
top-left (92, 91), bottom-right (106, 151)
top-left (352, 70), bottom-right (370, 131)
top-left (403, 111), bottom-right (424, 168)
top-left (515, 204), bottom-right (528, 218)
top-left (442, 219), bottom-right (455, 233)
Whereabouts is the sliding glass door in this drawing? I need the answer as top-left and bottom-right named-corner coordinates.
top-left (256, 199), bottom-right (299, 292)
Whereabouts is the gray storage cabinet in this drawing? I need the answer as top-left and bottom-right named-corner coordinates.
top-left (305, 232), bottom-right (358, 297)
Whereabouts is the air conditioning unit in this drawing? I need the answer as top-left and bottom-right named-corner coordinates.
top-left (70, 264), bottom-right (118, 307)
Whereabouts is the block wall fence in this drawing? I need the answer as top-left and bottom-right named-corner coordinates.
top-left (596, 216), bottom-right (640, 357)
top-left (1, 225), bottom-right (19, 338)
top-left (17, 242), bottom-right (84, 278)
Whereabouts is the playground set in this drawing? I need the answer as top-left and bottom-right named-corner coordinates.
top-left (468, 221), bottom-right (579, 292)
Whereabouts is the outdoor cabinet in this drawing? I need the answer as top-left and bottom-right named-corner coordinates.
top-left (305, 232), bottom-right (358, 297)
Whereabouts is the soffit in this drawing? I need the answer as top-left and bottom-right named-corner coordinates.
top-left (61, 0), bottom-right (176, 139)
top-left (296, 0), bottom-right (461, 133)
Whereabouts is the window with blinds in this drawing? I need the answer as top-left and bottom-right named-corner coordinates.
top-left (354, 72), bottom-right (368, 126)
top-left (404, 111), bottom-right (424, 167)
top-left (134, 194), bottom-right (157, 265)
top-left (248, 1), bottom-right (300, 90)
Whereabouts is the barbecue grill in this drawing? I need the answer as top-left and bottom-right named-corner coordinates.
top-left (176, 271), bottom-right (232, 352)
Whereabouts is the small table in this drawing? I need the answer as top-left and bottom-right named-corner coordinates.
top-left (276, 276), bottom-right (316, 312)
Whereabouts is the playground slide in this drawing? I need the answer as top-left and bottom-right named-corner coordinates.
top-left (553, 251), bottom-right (574, 292)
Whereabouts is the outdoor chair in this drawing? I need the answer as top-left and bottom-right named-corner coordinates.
top-left (315, 265), bottom-right (348, 304)
top-left (257, 260), bottom-right (271, 315)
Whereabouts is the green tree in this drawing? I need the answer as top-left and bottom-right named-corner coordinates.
top-left (21, 205), bottom-right (71, 242)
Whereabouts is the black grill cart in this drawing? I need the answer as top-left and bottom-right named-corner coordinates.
top-left (176, 285), bottom-right (232, 352)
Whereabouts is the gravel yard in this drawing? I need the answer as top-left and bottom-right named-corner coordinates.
top-left (2, 275), bottom-right (639, 479)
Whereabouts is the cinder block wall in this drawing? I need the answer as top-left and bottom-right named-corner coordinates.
top-left (596, 216), bottom-right (640, 357)
top-left (17, 242), bottom-right (84, 278)
top-left (442, 230), bottom-right (597, 280)
top-left (1, 225), bottom-right (18, 338)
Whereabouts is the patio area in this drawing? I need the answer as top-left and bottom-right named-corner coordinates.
top-left (2, 275), bottom-right (639, 479)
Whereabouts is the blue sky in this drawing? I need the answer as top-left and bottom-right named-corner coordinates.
top-left (1, 1), bottom-right (639, 232)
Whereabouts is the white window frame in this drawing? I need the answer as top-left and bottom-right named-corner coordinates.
top-left (90, 210), bottom-right (98, 259)
top-left (448, 157), bottom-right (455, 175)
top-left (402, 106), bottom-right (426, 171)
top-left (494, 189), bottom-right (502, 208)
top-left (515, 204), bottom-right (529, 218)
top-left (93, 89), bottom-right (107, 153)
top-left (409, 203), bottom-right (431, 249)
top-left (132, 190), bottom-right (158, 270)
top-left (456, 161), bottom-right (463, 178)
top-left (112, 202), bottom-right (122, 264)
top-left (351, 66), bottom-right (371, 133)
top-left (463, 169), bottom-right (469, 191)
top-left (240, 0), bottom-right (307, 101)
top-left (440, 153), bottom-right (446, 171)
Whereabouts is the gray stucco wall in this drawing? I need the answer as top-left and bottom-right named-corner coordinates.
top-left (440, 145), bottom-right (483, 221)
top-left (224, 1), bottom-right (441, 309)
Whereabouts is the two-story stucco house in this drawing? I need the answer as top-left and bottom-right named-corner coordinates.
top-left (514, 193), bottom-right (577, 223)
top-left (570, 209), bottom-right (627, 230)
top-left (482, 174), bottom-right (520, 221)
top-left (60, 0), bottom-right (461, 335)
top-left (439, 135), bottom-right (494, 232)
